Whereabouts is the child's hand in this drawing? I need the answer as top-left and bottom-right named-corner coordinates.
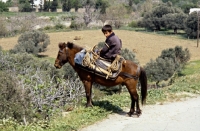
top-left (97, 48), bottom-right (102, 55)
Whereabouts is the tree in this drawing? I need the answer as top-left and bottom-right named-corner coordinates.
top-left (106, 5), bottom-right (127, 28)
top-left (0, 1), bottom-right (9, 12)
top-left (43, 0), bottom-right (50, 12)
top-left (11, 30), bottom-right (50, 55)
top-left (82, 0), bottom-right (95, 26)
top-left (141, 2), bottom-right (183, 31)
top-left (163, 13), bottom-right (187, 34)
top-left (73, 0), bottom-right (81, 12)
top-left (62, 0), bottom-right (72, 12)
top-left (50, 0), bottom-right (58, 12)
top-left (180, 3), bottom-right (198, 14)
top-left (95, 0), bottom-right (109, 14)
top-left (19, 0), bottom-right (32, 12)
top-left (184, 12), bottom-right (198, 39)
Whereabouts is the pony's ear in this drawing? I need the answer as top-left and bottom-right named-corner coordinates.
top-left (58, 42), bottom-right (66, 49)
top-left (66, 41), bottom-right (74, 49)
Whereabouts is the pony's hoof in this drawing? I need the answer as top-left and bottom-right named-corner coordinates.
top-left (126, 112), bottom-right (133, 117)
top-left (135, 110), bottom-right (142, 117)
top-left (86, 104), bottom-right (93, 108)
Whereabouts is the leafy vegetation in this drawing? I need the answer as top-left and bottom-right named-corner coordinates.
top-left (0, 1), bottom-right (9, 12)
top-left (144, 46), bottom-right (190, 86)
top-left (11, 30), bottom-right (50, 55)
top-left (1, 43), bottom-right (200, 131)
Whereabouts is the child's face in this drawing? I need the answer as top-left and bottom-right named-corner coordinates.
top-left (103, 31), bottom-right (112, 38)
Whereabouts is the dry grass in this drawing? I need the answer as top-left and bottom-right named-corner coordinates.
top-left (0, 30), bottom-right (199, 66)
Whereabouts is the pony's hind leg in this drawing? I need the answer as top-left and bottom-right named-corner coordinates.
top-left (126, 80), bottom-right (142, 117)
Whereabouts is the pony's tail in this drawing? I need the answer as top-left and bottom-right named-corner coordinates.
top-left (139, 67), bottom-right (148, 105)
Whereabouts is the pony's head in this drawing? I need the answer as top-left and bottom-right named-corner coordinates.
top-left (54, 42), bottom-right (73, 69)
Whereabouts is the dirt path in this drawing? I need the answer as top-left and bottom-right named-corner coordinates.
top-left (80, 96), bottom-right (200, 131)
top-left (0, 30), bottom-right (199, 66)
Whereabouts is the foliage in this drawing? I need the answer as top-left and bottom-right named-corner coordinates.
top-left (55, 23), bottom-right (66, 30)
top-left (128, 21), bottom-right (138, 28)
top-left (106, 5), bottom-right (128, 28)
top-left (140, 2), bottom-right (184, 31)
top-left (11, 30), bottom-right (50, 55)
top-left (43, 0), bottom-right (50, 12)
top-left (145, 46), bottom-right (190, 86)
top-left (162, 13), bottom-right (187, 33)
top-left (0, 51), bottom-right (85, 126)
top-left (0, 18), bottom-right (8, 37)
top-left (50, 0), bottom-right (58, 12)
top-left (179, 3), bottom-right (198, 14)
top-left (179, 60), bottom-right (200, 76)
top-left (70, 20), bottom-right (85, 30)
top-left (62, 0), bottom-right (72, 12)
top-left (0, 1), bottom-right (9, 12)
top-left (0, 70), bottom-right (33, 123)
top-left (0, 49), bottom-right (200, 130)
top-left (19, 0), bottom-right (32, 12)
top-left (95, 0), bottom-right (109, 14)
top-left (184, 12), bottom-right (199, 38)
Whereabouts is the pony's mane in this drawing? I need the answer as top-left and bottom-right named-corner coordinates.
top-left (66, 41), bottom-right (83, 51)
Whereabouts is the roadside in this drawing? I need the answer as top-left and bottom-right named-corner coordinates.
top-left (80, 96), bottom-right (200, 131)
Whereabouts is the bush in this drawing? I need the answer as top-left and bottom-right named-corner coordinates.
top-left (11, 30), bottom-right (50, 55)
top-left (128, 21), bottom-right (138, 28)
top-left (144, 46), bottom-right (190, 86)
top-left (55, 23), bottom-right (66, 30)
top-left (19, 0), bottom-right (32, 12)
top-left (0, 70), bottom-right (33, 123)
top-left (70, 20), bottom-right (85, 30)
top-left (0, 18), bottom-right (8, 37)
top-left (0, 51), bottom-right (85, 125)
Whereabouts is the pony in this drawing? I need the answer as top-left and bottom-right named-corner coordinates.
top-left (54, 42), bottom-right (147, 116)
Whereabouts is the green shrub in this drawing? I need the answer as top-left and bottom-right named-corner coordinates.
top-left (0, 51), bottom-right (85, 125)
top-left (11, 30), bottom-right (50, 55)
top-left (128, 21), bottom-right (138, 28)
top-left (144, 46), bottom-right (190, 86)
top-left (19, 0), bottom-right (32, 12)
top-left (0, 70), bottom-right (33, 123)
top-left (0, 18), bottom-right (8, 37)
top-left (55, 23), bottom-right (66, 30)
top-left (70, 20), bottom-right (85, 30)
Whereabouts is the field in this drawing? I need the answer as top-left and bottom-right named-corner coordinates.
top-left (0, 30), bottom-right (199, 65)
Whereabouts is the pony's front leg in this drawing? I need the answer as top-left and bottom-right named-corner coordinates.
top-left (83, 80), bottom-right (93, 107)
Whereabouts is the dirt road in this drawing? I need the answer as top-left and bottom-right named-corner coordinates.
top-left (80, 96), bottom-right (200, 131)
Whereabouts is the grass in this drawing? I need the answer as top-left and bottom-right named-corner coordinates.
top-left (0, 11), bottom-right (73, 17)
top-left (180, 60), bottom-right (200, 76)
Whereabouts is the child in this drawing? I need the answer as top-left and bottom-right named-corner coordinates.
top-left (99, 24), bottom-right (122, 61)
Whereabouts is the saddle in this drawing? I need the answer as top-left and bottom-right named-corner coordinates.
top-left (74, 48), bottom-right (124, 80)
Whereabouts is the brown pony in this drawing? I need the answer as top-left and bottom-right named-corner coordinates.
top-left (54, 42), bottom-right (147, 116)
